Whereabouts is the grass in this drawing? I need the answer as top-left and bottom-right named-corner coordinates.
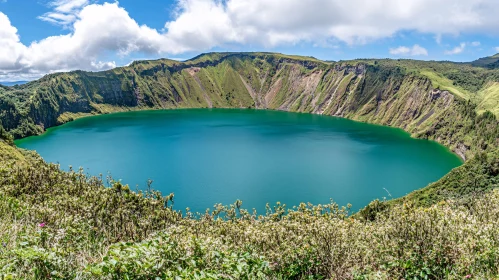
top-left (183, 52), bottom-right (328, 69)
top-left (420, 70), bottom-right (470, 100)
top-left (0, 140), bottom-right (25, 162)
top-left (476, 82), bottom-right (499, 116)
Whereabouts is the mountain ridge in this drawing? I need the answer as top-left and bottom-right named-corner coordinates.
top-left (1, 52), bottom-right (499, 159)
top-left (471, 53), bottom-right (499, 68)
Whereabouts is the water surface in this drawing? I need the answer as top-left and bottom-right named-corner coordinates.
top-left (16, 109), bottom-right (462, 213)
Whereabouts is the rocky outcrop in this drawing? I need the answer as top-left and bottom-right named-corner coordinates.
top-left (455, 143), bottom-right (470, 161)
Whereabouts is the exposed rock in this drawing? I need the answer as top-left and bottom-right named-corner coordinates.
top-left (186, 67), bottom-right (201, 76)
top-left (455, 143), bottom-right (469, 161)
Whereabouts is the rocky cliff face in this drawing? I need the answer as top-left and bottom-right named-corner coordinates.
top-left (228, 60), bottom-right (472, 159)
top-left (2, 53), bottom-right (498, 160)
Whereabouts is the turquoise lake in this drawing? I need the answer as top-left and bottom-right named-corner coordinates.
top-left (16, 109), bottom-right (462, 213)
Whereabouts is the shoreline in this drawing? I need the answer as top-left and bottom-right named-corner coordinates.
top-left (15, 106), bottom-right (466, 163)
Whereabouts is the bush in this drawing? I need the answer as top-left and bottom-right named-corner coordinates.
top-left (3, 149), bottom-right (499, 279)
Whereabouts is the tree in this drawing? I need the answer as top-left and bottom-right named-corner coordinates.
top-left (0, 122), bottom-right (14, 145)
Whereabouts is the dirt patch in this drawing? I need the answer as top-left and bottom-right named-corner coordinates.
top-left (265, 78), bottom-right (282, 107)
top-left (185, 67), bottom-right (201, 76)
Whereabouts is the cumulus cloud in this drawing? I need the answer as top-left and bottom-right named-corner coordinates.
top-left (0, 3), bottom-right (177, 80)
top-left (0, 13), bottom-right (27, 71)
top-left (471, 41), bottom-right (481, 47)
top-left (495, 47), bottom-right (499, 53)
top-left (2, 0), bottom-right (499, 80)
top-left (389, 44), bottom-right (428, 56)
top-left (445, 43), bottom-right (466, 55)
top-left (165, 0), bottom-right (499, 46)
top-left (165, 0), bottom-right (239, 49)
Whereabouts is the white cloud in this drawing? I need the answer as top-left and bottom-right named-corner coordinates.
top-left (389, 44), bottom-right (428, 56)
top-left (163, 0), bottom-right (499, 46)
top-left (409, 45), bottom-right (428, 56)
top-left (52, 0), bottom-right (88, 13)
top-left (39, 0), bottom-right (89, 26)
top-left (2, 0), bottom-right (499, 80)
top-left (471, 41), bottom-right (481, 47)
top-left (445, 42), bottom-right (466, 55)
top-left (495, 47), bottom-right (499, 53)
top-left (164, 0), bottom-right (239, 50)
top-left (0, 13), bottom-right (27, 71)
top-left (0, 3), bottom-right (178, 81)
top-left (389, 46), bottom-right (411, 55)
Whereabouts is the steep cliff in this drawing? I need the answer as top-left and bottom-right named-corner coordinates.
top-left (2, 52), bottom-right (498, 160)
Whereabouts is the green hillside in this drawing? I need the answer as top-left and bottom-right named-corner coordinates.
top-left (471, 53), bottom-right (499, 69)
top-left (476, 82), bottom-right (499, 115)
top-left (2, 52), bottom-right (499, 278)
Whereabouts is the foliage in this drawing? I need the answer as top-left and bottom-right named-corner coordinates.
top-left (471, 53), bottom-right (499, 69)
top-left (2, 141), bottom-right (499, 279)
top-left (420, 70), bottom-right (470, 99)
top-left (88, 235), bottom-right (271, 279)
top-left (0, 123), bottom-right (13, 145)
top-left (476, 82), bottom-right (499, 115)
top-left (388, 150), bottom-right (499, 207)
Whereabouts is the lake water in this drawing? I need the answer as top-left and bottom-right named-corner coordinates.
top-left (16, 109), bottom-right (462, 213)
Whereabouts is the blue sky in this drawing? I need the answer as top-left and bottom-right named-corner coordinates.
top-left (0, 0), bottom-right (499, 81)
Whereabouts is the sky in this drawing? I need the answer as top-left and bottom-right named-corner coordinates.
top-left (0, 0), bottom-right (499, 82)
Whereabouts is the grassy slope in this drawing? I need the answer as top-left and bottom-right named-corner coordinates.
top-left (477, 82), bottom-right (499, 115)
top-left (420, 70), bottom-right (470, 100)
top-left (0, 139), bottom-right (25, 163)
top-left (471, 53), bottom-right (499, 68)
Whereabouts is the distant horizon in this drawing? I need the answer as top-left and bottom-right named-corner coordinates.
top-left (0, 50), bottom-right (497, 83)
top-left (0, 81), bottom-right (28, 86)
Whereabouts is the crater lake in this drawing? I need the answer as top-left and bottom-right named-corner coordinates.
top-left (16, 109), bottom-right (462, 213)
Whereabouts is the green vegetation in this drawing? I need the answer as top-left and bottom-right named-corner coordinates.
top-left (420, 70), bottom-right (470, 99)
top-left (471, 53), bottom-right (499, 69)
top-left (477, 82), bottom-right (499, 115)
top-left (1, 139), bottom-right (499, 279)
top-left (388, 151), bottom-right (499, 208)
top-left (0, 123), bottom-right (13, 145)
top-left (2, 52), bottom-right (499, 278)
